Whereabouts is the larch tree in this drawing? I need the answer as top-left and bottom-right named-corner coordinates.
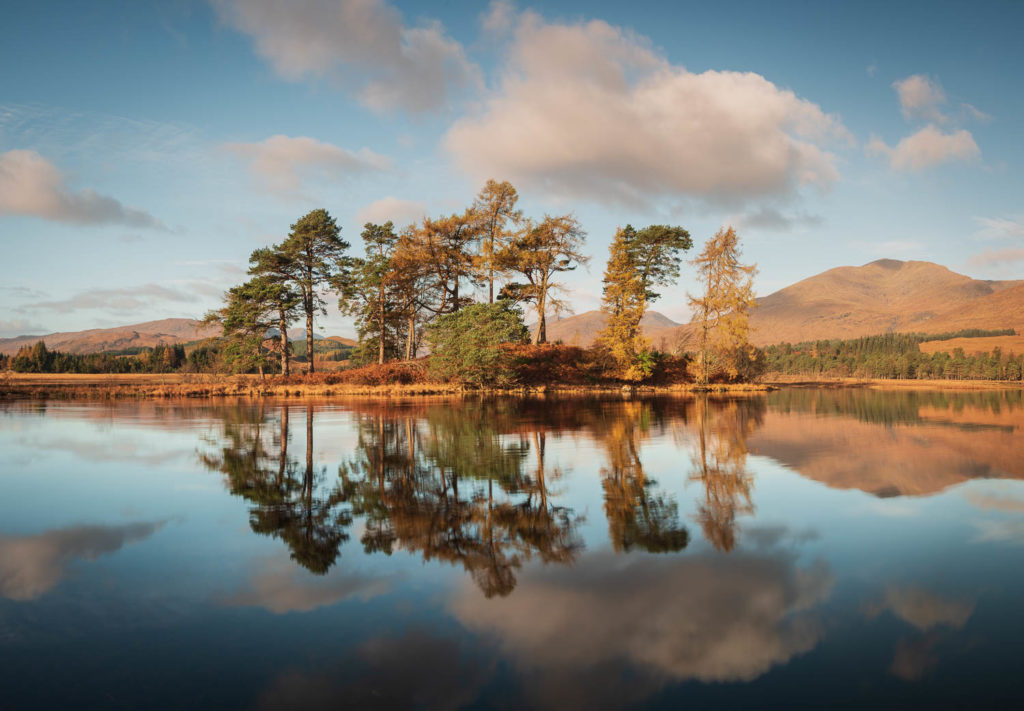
top-left (597, 227), bottom-right (648, 377)
top-left (498, 214), bottom-right (588, 345)
top-left (390, 228), bottom-right (437, 359)
top-left (597, 224), bottom-right (691, 379)
top-left (687, 226), bottom-right (758, 385)
top-left (277, 209), bottom-right (351, 374)
top-left (472, 180), bottom-right (522, 304)
top-left (411, 211), bottom-right (480, 315)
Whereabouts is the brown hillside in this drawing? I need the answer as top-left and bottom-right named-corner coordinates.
top-left (541, 310), bottom-right (680, 346)
top-left (745, 259), bottom-right (1022, 345)
top-left (0, 318), bottom-right (221, 356)
top-left (658, 259), bottom-right (1022, 346)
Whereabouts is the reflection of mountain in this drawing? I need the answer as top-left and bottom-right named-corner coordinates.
top-left (750, 391), bottom-right (1024, 497)
top-left (0, 522), bottom-right (164, 600)
top-left (450, 548), bottom-right (832, 708)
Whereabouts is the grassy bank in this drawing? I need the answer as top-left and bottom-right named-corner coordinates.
top-left (0, 372), bottom-right (775, 400)
top-left (762, 374), bottom-right (1024, 390)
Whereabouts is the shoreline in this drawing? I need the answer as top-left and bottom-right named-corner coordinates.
top-left (1, 372), bottom-right (1021, 400)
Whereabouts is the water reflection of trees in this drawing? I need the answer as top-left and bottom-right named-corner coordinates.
top-left (588, 401), bottom-right (689, 553)
top-left (340, 402), bottom-right (583, 598)
top-left (688, 397), bottom-right (764, 552)
top-left (199, 396), bottom-right (770, 591)
top-left (199, 404), bottom-right (350, 574)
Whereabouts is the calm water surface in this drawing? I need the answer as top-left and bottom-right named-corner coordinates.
top-left (1, 390), bottom-right (1023, 709)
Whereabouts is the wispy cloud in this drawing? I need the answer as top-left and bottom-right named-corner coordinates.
top-left (354, 197), bottom-right (427, 228)
top-left (21, 283), bottom-right (213, 314)
top-left (0, 149), bottom-right (165, 229)
top-left (211, 0), bottom-right (481, 114)
top-left (0, 318), bottom-right (49, 338)
top-left (968, 247), bottom-right (1024, 268)
top-left (867, 125), bottom-right (980, 172)
top-left (223, 135), bottom-right (390, 197)
top-left (972, 215), bottom-right (1024, 241)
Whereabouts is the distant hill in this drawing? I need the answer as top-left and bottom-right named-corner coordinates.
top-left (538, 310), bottom-right (681, 346)
top-left (741, 259), bottom-right (1023, 345)
top-left (0, 318), bottom-right (359, 356)
top-left (0, 318), bottom-right (221, 356)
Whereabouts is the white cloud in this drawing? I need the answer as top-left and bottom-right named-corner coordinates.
top-left (481, 0), bottom-right (516, 35)
top-left (0, 149), bottom-right (165, 229)
top-left (222, 560), bottom-right (390, 613)
top-left (445, 11), bottom-right (850, 207)
top-left (961, 103), bottom-right (993, 123)
top-left (0, 522), bottom-right (164, 601)
top-left (0, 318), bottom-right (49, 338)
top-left (223, 135), bottom-right (390, 196)
top-left (450, 550), bottom-right (833, 691)
top-left (211, 0), bottom-right (480, 114)
top-left (354, 197), bottom-right (427, 227)
top-left (893, 74), bottom-right (948, 123)
top-left (867, 125), bottom-right (979, 172)
top-left (968, 246), bottom-right (1024, 267)
top-left (22, 283), bottom-right (208, 314)
top-left (972, 215), bottom-right (1024, 241)
top-left (866, 586), bottom-right (974, 632)
top-left (733, 206), bottom-right (823, 232)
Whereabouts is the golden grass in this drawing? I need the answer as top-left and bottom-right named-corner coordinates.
top-left (762, 374), bottom-right (1023, 390)
top-left (919, 334), bottom-right (1024, 356)
top-left (0, 372), bottom-right (775, 400)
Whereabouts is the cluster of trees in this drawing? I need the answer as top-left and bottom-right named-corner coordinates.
top-left (205, 179), bottom-right (762, 384)
top-left (207, 181), bottom-right (592, 376)
top-left (199, 396), bottom-right (764, 592)
top-left (764, 331), bottom-right (1024, 380)
top-left (1, 341), bottom-right (190, 374)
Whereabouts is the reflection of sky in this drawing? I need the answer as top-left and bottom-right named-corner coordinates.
top-left (1, 397), bottom-right (1023, 708)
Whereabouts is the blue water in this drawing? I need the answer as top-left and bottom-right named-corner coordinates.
top-left (1, 391), bottom-right (1022, 709)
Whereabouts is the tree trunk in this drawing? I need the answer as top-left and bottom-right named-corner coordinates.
top-left (305, 290), bottom-right (315, 374)
top-left (378, 286), bottom-right (386, 365)
top-left (406, 316), bottom-right (415, 360)
top-left (279, 308), bottom-right (289, 376)
top-left (533, 281), bottom-right (547, 345)
top-left (488, 234), bottom-right (495, 304)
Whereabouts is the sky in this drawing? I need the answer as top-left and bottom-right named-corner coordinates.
top-left (2, 0), bottom-right (1023, 339)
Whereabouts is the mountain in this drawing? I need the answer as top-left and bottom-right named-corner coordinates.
top-left (0, 318), bottom-right (221, 356)
top-left (742, 259), bottom-right (1024, 345)
top-left (534, 260), bottom-right (1022, 348)
top-left (539, 310), bottom-right (681, 346)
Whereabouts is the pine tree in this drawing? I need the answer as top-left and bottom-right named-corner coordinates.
top-left (596, 224), bottom-right (691, 379)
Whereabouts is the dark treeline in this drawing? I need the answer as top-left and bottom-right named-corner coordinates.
top-left (1, 341), bottom-right (197, 374)
top-left (764, 330), bottom-right (1024, 381)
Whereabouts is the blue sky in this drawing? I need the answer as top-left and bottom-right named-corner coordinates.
top-left (2, 0), bottom-right (1023, 338)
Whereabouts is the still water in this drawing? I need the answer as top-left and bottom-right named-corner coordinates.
top-left (1, 390), bottom-right (1023, 709)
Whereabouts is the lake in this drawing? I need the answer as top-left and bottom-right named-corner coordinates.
top-left (1, 390), bottom-right (1023, 709)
